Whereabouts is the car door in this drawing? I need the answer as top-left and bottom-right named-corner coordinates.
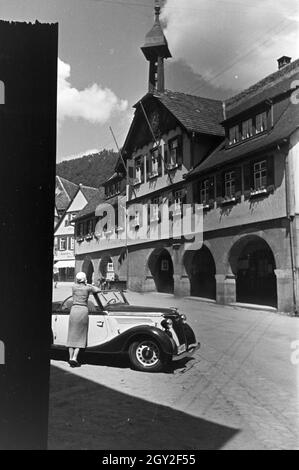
top-left (54, 296), bottom-right (72, 346)
top-left (87, 295), bottom-right (109, 347)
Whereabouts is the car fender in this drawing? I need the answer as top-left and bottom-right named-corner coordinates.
top-left (86, 325), bottom-right (175, 355)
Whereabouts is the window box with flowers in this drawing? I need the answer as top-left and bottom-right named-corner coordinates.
top-left (104, 229), bottom-right (113, 237)
top-left (221, 196), bottom-right (237, 206)
top-left (85, 233), bottom-right (93, 241)
top-left (166, 162), bottom-right (178, 171)
top-left (249, 187), bottom-right (269, 198)
top-left (148, 170), bottom-right (159, 180)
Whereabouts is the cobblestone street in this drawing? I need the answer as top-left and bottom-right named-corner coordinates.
top-left (49, 283), bottom-right (299, 450)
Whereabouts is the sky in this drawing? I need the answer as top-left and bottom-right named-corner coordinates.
top-left (0, 0), bottom-right (298, 162)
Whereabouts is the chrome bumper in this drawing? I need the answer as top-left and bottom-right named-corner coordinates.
top-left (172, 342), bottom-right (200, 361)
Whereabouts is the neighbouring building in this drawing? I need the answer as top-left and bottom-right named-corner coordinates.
top-left (74, 3), bottom-right (299, 313)
top-left (54, 178), bottom-right (98, 281)
top-left (74, 158), bottom-right (127, 285)
top-left (184, 56), bottom-right (299, 312)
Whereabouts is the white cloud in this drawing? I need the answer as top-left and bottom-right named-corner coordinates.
top-left (57, 58), bottom-right (128, 124)
top-left (162, 0), bottom-right (299, 91)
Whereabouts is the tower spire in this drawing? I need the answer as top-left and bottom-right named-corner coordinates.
top-left (154, 0), bottom-right (161, 22)
top-left (141, 0), bottom-right (171, 93)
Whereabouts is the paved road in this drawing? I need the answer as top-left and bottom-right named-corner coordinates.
top-left (49, 283), bottom-right (299, 450)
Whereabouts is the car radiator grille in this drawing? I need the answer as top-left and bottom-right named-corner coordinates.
top-left (172, 318), bottom-right (186, 346)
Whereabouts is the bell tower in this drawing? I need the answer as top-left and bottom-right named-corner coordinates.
top-left (141, 0), bottom-right (171, 93)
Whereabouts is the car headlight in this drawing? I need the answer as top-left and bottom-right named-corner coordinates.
top-left (180, 313), bottom-right (187, 323)
top-left (161, 318), bottom-right (173, 329)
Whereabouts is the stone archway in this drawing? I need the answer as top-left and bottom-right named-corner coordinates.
top-left (82, 258), bottom-right (94, 284)
top-left (229, 235), bottom-right (277, 307)
top-left (187, 245), bottom-right (216, 300)
top-left (148, 248), bottom-right (174, 294)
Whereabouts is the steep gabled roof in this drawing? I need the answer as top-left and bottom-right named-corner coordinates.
top-left (148, 90), bottom-right (225, 136)
top-left (225, 58), bottom-right (299, 119)
top-left (122, 89), bottom-right (225, 156)
top-left (79, 184), bottom-right (99, 202)
top-left (75, 187), bottom-right (106, 219)
top-left (55, 176), bottom-right (78, 211)
top-left (188, 100), bottom-right (299, 176)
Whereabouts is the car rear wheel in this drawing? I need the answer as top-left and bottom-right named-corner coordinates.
top-left (128, 339), bottom-right (165, 372)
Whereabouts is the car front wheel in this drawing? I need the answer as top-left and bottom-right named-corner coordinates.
top-left (128, 339), bottom-right (166, 372)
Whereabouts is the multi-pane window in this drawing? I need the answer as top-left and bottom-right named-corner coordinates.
top-left (254, 160), bottom-right (267, 189)
top-left (174, 190), bottom-right (183, 213)
top-left (224, 171), bottom-right (235, 198)
top-left (59, 238), bottom-right (66, 251)
top-left (134, 211), bottom-right (140, 227)
top-left (200, 180), bottom-right (210, 204)
top-left (135, 158), bottom-right (142, 183)
top-left (256, 112), bottom-right (267, 133)
top-left (229, 125), bottom-right (239, 145)
top-left (151, 148), bottom-right (159, 175)
top-left (151, 197), bottom-right (160, 220)
top-left (242, 119), bottom-right (253, 140)
top-left (168, 138), bottom-right (179, 168)
top-left (87, 219), bottom-right (93, 234)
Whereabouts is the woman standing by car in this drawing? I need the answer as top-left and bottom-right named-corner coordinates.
top-left (66, 271), bottom-right (100, 367)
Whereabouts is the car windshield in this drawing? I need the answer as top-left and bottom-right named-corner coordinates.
top-left (96, 290), bottom-right (127, 308)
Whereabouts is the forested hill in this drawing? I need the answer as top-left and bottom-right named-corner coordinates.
top-left (56, 149), bottom-right (119, 188)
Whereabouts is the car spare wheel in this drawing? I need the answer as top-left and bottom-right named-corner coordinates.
top-left (128, 339), bottom-right (165, 372)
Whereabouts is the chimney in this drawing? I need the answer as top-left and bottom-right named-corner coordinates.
top-left (277, 56), bottom-right (291, 70)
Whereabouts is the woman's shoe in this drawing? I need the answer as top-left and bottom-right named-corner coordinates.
top-left (68, 359), bottom-right (76, 367)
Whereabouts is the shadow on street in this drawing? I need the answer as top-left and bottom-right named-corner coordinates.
top-left (48, 364), bottom-right (239, 450)
top-left (51, 348), bottom-right (195, 374)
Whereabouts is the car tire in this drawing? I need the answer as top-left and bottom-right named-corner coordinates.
top-left (128, 338), bottom-right (166, 372)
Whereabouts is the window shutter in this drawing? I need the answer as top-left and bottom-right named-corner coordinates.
top-left (243, 161), bottom-right (253, 197)
top-left (140, 157), bottom-right (145, 183)
top-left (146, 154), bottom-right (151, 177)
top-left (139, 207), bottom-right (143, 228)
top-left (234, 167), bottom-right (242, 196)
top-left (147, 200), bottom-right (151, 224)
top-left (127, 159), bottom-right (135, 185)
top-left (216, 171), bottom-right (223, 202)
top-left (208, 176), bottom-right (215, 202)
top-left (158, 149), bottom-right (162, 176)
top-left (177, 135), bottom-right (183, 167)
top-left (267, 155), bottom-right (274, 187)
top-left (164, 147), bottom-right (169, 166)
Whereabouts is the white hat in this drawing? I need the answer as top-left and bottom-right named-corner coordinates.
top-left (76, 271), bottom-right (87, 283)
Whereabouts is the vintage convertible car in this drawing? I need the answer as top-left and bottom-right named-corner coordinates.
top-left (51, 290), bottom-right (200, 372)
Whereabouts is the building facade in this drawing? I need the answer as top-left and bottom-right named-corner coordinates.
top-left (74, 5), bottom-right (299, 313)
top-left (54, 179), bottom-right (98, 281)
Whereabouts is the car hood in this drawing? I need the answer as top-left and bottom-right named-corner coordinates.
top-left (105, 304), bottom-right (180, 317)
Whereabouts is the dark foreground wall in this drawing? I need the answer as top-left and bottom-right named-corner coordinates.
top-left (0, 20), bottom-right (58, 449)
